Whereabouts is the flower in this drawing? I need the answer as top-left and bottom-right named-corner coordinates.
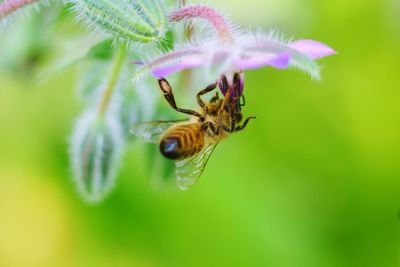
top-left (133, 5), bottom-right (336, 97)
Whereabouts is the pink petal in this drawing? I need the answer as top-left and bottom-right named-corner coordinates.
top-left (235, 52), bottom-right (291, 70)
top-left (151, 56), bottom-right (206, 77)
top-left (289, 40), bottom-right (337, 59)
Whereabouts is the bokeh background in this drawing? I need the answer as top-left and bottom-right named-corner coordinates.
top-left (1, 0), bottom-right (399, 266)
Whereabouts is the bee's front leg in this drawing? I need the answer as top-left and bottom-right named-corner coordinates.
top-left (235, 116), bottom-right (256, 131)
top-left (196, 82), bottom-right (218, 111)
top-left (213, 86), bottom-right (233, 132)
top-left (209, 92), bottom-right (220, 103)
top-left (226, 97), bottom-right (240, 133)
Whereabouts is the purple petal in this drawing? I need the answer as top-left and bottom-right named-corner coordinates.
top-left (151, 56), bottom-right (206, 77)
top-left (235, 52), bottom-right (291, 70)
top-left (289, 40), bottom-right (336, 59)
top-left (217, 72), bottom-right (245, 97)
top-left (217, 80), bottom-right (227, 96)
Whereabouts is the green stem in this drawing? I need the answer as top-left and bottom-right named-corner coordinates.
top-left (98, 46), bottom-right (127, 116)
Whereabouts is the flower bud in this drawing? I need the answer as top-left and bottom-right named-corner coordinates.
top-left (73, 0), bottom-right (167, 43)
top-left (70, 110), bottom-right (124, 203)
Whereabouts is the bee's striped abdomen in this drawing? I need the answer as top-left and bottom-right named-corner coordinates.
top-left (159, 123), bottom-right (204, 160)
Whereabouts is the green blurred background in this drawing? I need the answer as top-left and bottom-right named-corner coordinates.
top-left (0, 0), bottom-right (399, 266)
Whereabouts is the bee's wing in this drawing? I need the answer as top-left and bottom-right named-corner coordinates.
top-left (130, 120), bottom-right (187, 144)
top-left (175, 143), bottom-right (219, 190)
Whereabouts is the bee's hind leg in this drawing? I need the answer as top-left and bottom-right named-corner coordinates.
top-left (158, 78), bottom-right (202, 118)
top-left (235, 116), bottom-right (256, 132)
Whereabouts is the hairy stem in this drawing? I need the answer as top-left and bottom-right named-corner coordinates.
top-left (176, 0), bottom-right (194, 90)
top-left (0, 0), bottom-right (39, 19)
top-left (98, 46), bottom-right (127, 116)
top-left (168, 5), bottom-right (233, 43)
top-left (177, 0), bottom-right (194, 40)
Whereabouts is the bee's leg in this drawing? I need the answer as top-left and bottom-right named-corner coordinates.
top-left (158, 78), bottom-right (202, 118)
top-left (235, 116), bottom-right (256, 131)
top-left (213, 86), bottom-right (234, 134)
top-left (204, 121), bottom-right (218, 135)
top-left (197, 82), bottom-right (218, 110)
top-left (205, 121), bottom-right (233, 135)
top-left (210, 92), bottom-right (220, 103)
top-left (223, 125), bottom-right (234, 133)
top-left (222, 97), bottom-right (239, 133)
top-left (204, 86), bottom-right (234, 135)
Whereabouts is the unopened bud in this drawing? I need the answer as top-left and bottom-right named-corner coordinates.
top-left (72, 0), bottom-right (167, 43)
top-left (70, 110), bottom-right (124, 203)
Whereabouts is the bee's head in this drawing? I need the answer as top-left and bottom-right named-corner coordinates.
top-left (234, 111), bottom-right (243, 123)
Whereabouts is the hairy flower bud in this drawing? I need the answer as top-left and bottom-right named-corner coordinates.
top-left (72, 0), bottom-right (167, 43)
top-left (70, 110), bottom-right (124, 203)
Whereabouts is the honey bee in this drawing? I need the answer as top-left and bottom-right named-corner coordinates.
top-left (130, 73), bottom-right (255, 190)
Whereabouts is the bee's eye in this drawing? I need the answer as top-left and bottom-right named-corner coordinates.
top-left (235, 112), bottom-right (243, 123)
